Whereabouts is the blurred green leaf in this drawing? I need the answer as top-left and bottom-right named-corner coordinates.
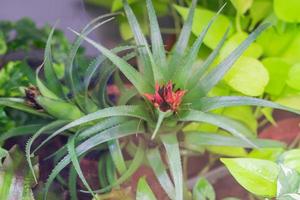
top-left (262, 58), bottom-right (291, 96)
top-left (112, 0), bottom-right (138, 11)
top-left (220, 32), bottom-right (263, 59)
top-left (257, 25), bottom-right (297, 57)
top-left (286, 63), bottom-right (300, 90)
top-left (224, 56), bottom-right (269, 96)
top-left (136, 177), bottom-right (157, 200)
top-left (277, 165), bottom-right (300, 198)
top-left (278, 149), bottom-right (300, 173)
top-left (221, 158), bottom-right (279, 197)
top-left (274, 0), bottom-right (300, 22)
top-left (0, 32), bottom-right (7, 55)
top-left (248, 148), bottom-right (284, 161)
top-left (192, 177), bottom-right (215, 200)
top-left (0, 146), bottom-right (38, 200)
top-left (282, 33), bottom-right (300, 64)
top-left (230, 0), bottom-right (253, 14)
top-left (276, 96), bottom-right (300, 110)
top-left (223, 106), bottom-right (257, 133)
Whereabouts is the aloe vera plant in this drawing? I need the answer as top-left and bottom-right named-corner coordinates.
top-left (1, 0), bottom-right (300, 199)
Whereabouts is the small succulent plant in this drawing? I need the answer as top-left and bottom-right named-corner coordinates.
top-left (1, 0), bottom-right (300, 199)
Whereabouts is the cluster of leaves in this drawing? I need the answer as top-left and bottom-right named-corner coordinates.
top-left (1, 1), bottom-right (300, 200)
top-left (189, 147), bottom-right (300, 200)
top-left (0, 18), bottom-right (88, 134)
top-left (175, 0), bottom-right (300, 124)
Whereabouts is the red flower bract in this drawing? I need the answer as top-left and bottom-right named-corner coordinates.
top-left (144, 81), bottom-right (186, 112)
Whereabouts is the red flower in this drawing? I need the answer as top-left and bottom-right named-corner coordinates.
top-left (144, 81), bottom-right (186, 112)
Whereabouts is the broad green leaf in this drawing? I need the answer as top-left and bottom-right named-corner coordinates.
top-left (224, 56), bottom-right (269, 96)
top-left (277, 165), bottom-right (300, 198)
top-left (286, 63), bottom-right (300, 90)
top-left (220, 32), bottom-right (263, 59)
top-left (248, 148), bottom-right (284, 161)
top-left (147, 148), bottom-right (175, 199)
top-left (230, 0), bottom-right (253, 14)
top-left (192, 177), bottom-right (215, 200)
top-left (278, 149), bottom-right (300, 173)
top-left (262, 58), bottom-right (291, 96)
top-left (175, 5), bottom-right (231, 49)
top-left (207, 145), bottom-right (247, 157)
top-left (274, 0), bottom-right (300, 22)
top-left (257, 25), bottom-right (297, 57)
top-left (276, 96), bottom-right (300, 110)
top-left (136, 177), bottom-right (157, 200)
top-left (161, 134), bottom-right (182, 200)
top-left (184, 132), bottom-right (285, 148)
top-left (282, 33), bottom-right (300, 64)
top-left (221, 158), bottom-right (279, 197)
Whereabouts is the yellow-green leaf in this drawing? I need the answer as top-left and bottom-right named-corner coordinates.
top-left (220, 32), bottom-right (263, 59)
top-left (221, 158), bottom-right (279, 197)
top-left (230, 0), bottom-right (253, 14)
top-left (224, 56), bottom-right (269, 96)
top-left (262, 58), bottom-right (291, 96)
top-left (274, 0), bottom-right (300, 22)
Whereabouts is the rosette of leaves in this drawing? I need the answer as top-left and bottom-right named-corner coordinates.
top-left (0, 18), bottom-right (90, 137)
top-left (1, 1), bottom-right (300, 200)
